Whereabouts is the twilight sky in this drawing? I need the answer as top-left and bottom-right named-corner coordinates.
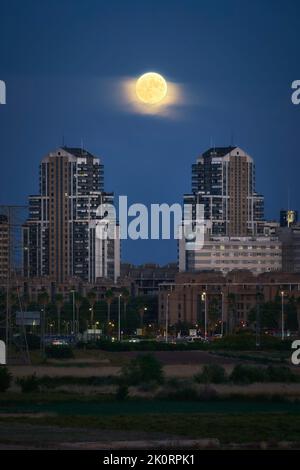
top-left (0, 0), bottom-right (300, 265)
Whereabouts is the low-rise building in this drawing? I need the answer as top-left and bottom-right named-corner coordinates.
top-left (159, 270), bottom-right (300, 327)
top-left (120, 262), bottom-right (178, 296)
top-left (179, 235), bottom-right (282, 274)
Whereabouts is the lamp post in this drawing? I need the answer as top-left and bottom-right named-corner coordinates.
top-left (201, 292), bottom-right (207, 340)
top-left (70, 290), bottom-right (75, 335)
top-left (281, 291), bottom-right (285, 340)
top-left (256, 287), bottom-right (261, 348)
top-left (166, 294), bottom-right (170, 343)
top-left (221, 291), bottom-right (224, 337)
top-left (118, 294), bottom-right (122, 342)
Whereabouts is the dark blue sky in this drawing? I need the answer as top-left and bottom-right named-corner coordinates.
top-left (0, 0), bottom-right (300, 265)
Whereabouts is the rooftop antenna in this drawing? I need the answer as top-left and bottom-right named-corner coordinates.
top-left (62, 135), bottom-right (65, 148)
top-left (80, 138), bottom-right (84, 156)
top-left (230, 130), bottom-right (234, 147)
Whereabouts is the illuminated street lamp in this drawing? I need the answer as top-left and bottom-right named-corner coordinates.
top-left (118, 294), bottom-right (122, 342)
top-left (201, 291), bottom-right (207, 340)
top-left (281, 291), bottom-right (285, 340)
top-left (70, 290), bottom-right (76, 335)
top-left (221, 291), bottom-right (224, 337)
top-left (166, 294), bottom-right (170, 343)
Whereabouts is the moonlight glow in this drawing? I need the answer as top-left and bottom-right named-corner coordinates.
top-left (136, 72), bottom-right (168, 105)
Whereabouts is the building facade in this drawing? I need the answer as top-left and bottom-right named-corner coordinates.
top-left (188, 146), bottom-right (264, 237)
top-left (159, 271), bottom-right (300, 327)
top-left (180, 235), bottom-right (282, 274)
top-left (180, 146), bottom-right (282, 274)
top-left (278, 224), bottom-right (300, 273)
top-left (23, 147), bottom-right (120, 283)
top-left (120, 262), bottom-right (178, 296)
top-left (0, 215), bottom-right (9, 282)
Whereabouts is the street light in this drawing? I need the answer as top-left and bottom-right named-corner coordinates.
top-left (221, 291), bottom-right (224, 337)
top-left (166, 294), bottom-right (170, 343)
top-left (118, 294), bottom-right (122, 342)
top-left (281, 291), bottom-right (285, 340)
top-left (70, 290), bottom-right (75, 335)
top-left (201, 292), bottom-right (207, 340)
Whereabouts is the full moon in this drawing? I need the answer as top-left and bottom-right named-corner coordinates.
top-left (136, 72), bottom-right (167, 105)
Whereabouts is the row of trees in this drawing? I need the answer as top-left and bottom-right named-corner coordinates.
top-left (0, 288), bottom-right (158, 336)
top-left (1, 288), bottom-right (300, 338)
top-left (205, 292), bottom-right (300, 335)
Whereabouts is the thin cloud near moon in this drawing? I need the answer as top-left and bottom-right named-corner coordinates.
top-left (99, 74), bottom-right (190, 118)
top-left (122, 74), bottom-right (184, 117)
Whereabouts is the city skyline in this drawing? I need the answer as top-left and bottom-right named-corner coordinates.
top-left (1, 0), bottom-right (300, 266)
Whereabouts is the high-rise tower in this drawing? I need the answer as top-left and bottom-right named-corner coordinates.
top-left (23, 147), bottom-right (120, 283)
top-left (186, 146), bottom-right (264, 236)
top-left (180, 146), bottom-right (282, 274)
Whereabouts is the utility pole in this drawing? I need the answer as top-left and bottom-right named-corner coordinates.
top-left (221, 291), bottom-right (224, 337)
top-left (165, 293), bottom-right (170, 343)
top-left (256, 286), bottom-right (261, 348)
top-left (118, 294), bottom-right (122, 342)
top-left (281, 291), bottom-right (285, 340)
top-left (201, 291), bottom-right (207, 340)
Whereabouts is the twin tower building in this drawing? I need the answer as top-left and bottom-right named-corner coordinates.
top-left (23, 145), bottom-right (281, 285)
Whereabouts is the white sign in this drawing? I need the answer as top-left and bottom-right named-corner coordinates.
top-left (189, 329), bottom-right (197, 337)
top-left (0, 340), bottom-right (6, 365)
top-left (0, 80), bottom-right (5, 105)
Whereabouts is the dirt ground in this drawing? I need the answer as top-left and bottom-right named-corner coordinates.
top-left (8, 350), bottom-right (240, 378)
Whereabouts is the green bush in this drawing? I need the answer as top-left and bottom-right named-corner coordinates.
top-left (84, 339), bottom-right (208, 352)
top-left (0, 366), bottom-right (12, 392)
top-left (45, 345), bottom-right (74, 359)
top-left (157, 387), bottom-right (199, 401)
top-left (194, 364), bottom-right (227, 384)
top-left (116, 383), bottom-right (129, 401)
top-left (213, 334), bottom-right (292, 351)
top-left (17, 374), bottom-right (40, 393)
top-left (266, 365), bottom-right (298, 383)
top-left (120, 354), bottom-right (164, 385)
top-left (230, 364), bottom-right (269, 384)
top-left (39, 375), bottom-right (117, 388)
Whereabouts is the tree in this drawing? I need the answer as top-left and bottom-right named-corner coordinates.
top-left (87, 290), bottom-right (97, 325)
top-left (105, 289), bottom-right (114, 324)
top-left (122, 288), bottom-right (130, 324)
top-left (208, 296), bottom-right (220, 334)
top-left (55, 293), bottom-right (64, 335)
top-left (248, 300), bottom-right (279, 330)
top-left (227, 293), bottom-right (237, 334)
top-left (120, 354), bottom-right (164, 385)
top-left (37, 291), bottom-right (50, 351)
top-left (75, 293), bottom-right (83, 333)
top-left (21, 294), bottom-right (30, 312)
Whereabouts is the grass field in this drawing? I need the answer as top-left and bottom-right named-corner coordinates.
top-left (1, 348), bottom-right (300, 449)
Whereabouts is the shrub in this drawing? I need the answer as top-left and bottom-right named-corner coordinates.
top-left (137, 381), bottom-right (159, 392)
top-left (17, 374), bottom-right (40, 393)
top-left (0, 367), bottom-right (12, 392)
top-left (213, 334), bottom-right (292, 352)
top-left (116, 384), bottom-right (129, 401)
top-left (120, 354), bottom-right (164, 385)
top-left (39, 375), bottom-right (117, 388)
top-left (45, 345), bottom-right (74, 359)
top-left (198, 385), bottom-right (218, 400)
top-left (266, 365), bottom-right (298, 383)
top-left (230, 364), bottom-right (269, 384)
top-left (194, 364), bottom-right (227, 384)
top-left (157, 386), bottom-right (199, 401)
